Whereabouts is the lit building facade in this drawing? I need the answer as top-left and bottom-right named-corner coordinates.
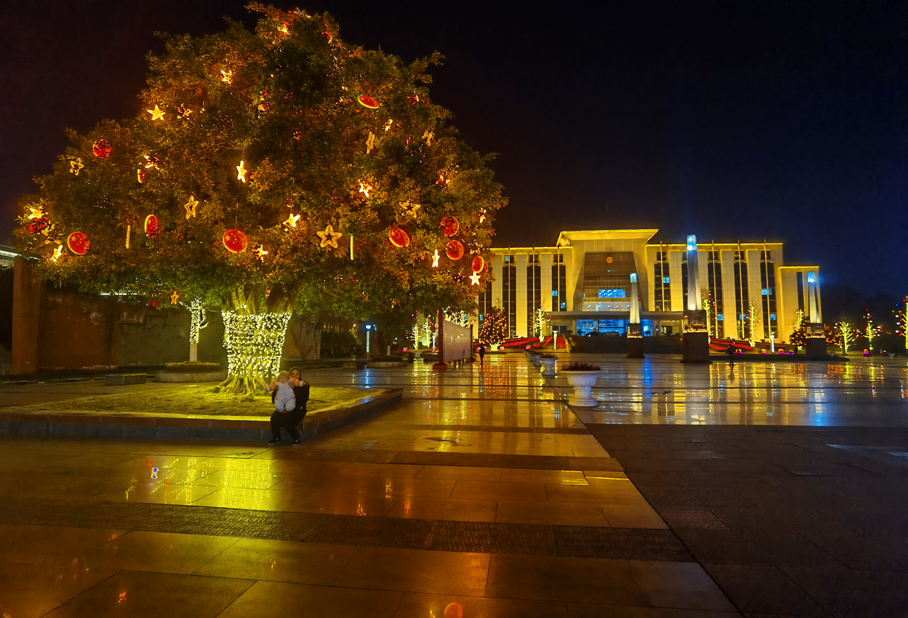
top-left (475, 230), bottom-right (820, 343)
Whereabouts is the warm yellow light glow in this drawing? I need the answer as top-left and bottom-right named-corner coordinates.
top-left (422, 130), bottom-right (434, 145)
top-left (366, 131), bottom-right (376, 154)
top-left (147, 105), bottom-right (165, 121)
top-left (51, 244), bottom-right (63, 261)
top-left (26, 206), bottom-right (43, 220)
top-left (432, 250), bottom-right (440, 267)
top-left (69, 158), bottom-right (83, 175)
top-left (470, 271), bottom-right (481, 286)
top-left (399, 201), bottom-right (420, 217)
top-left (170, 291), bottom-right (180, 305)
top-left (126, 225), bottom-right (130, 249)
top-left (384, 119), bottom-right (394, 132)
top-left (236, 160), bottom-right (247, 182)
top-left (358, 180), bottom-right (373, 198)
top-left (184, 195), bottom-right (198, 219)
top-left (284, 213), bottom-right (300, 228)
top-left (317, 224), bottom-right (342, 248)
top-left (253, 246), bottom-right (268, 260)
top-left (221, 70), bottom-right (233, 84)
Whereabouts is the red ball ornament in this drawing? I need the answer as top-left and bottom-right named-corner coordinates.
top-left (440, 216), bottom-right (459, 237)
top-left (223, 229), bottom-right (248, 253)
top-left (445, 240), bottom-right (464, 261)
top-left (357, 94), bottom-right (380, 109)
top-left (66, 232), bottom-right (90, 255)
top-left (388, 227), bottom-right (410, 248)
top-left (92, 139), bottom-right (111, 158)
top-left (28, 217), bottom-right (49, 234)
top-left (444, 603), bottom-right (463, 618)
top-left (471, 255), bottom-right (485, 273)
top-left (144, 215), bottom-right (159, 239)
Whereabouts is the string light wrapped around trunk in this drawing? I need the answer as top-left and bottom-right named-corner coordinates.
top-left (221, 310), bottom-right (292, 390)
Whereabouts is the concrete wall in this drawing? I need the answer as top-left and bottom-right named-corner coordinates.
top-left (9, 257), bottom-right (327, 374)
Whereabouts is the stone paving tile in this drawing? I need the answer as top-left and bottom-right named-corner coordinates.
top-left (636, 485), bottom-right (757, 508)
top-left (780, 567), bottom-right (908, 618)
top-left (304, 515), bottom-right (437, 549)
top-left (657, 506), bottom-right (733, 531)
top-left (426, 520), bottom-right (556, 555)
top-left (703, 564), bottom-right (831, 617)
top-left (392, 591), bottom-right (568, 618)
top-left (43, 570), bottom-right (253, 618)
top-left (552, 526), bottom-right (693, 562)
top-left (0, 561), bottom-right (119, 618)
top-left (219, 581), bottom-right (403, 618)
top-left (674, 529), bottom-right (846, 570)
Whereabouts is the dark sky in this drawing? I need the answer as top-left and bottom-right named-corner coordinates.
top-left (2, 0), bottom-right (907, 294)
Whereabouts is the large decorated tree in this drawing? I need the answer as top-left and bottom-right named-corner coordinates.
top-left (14, 5), bottom-right (504, 395)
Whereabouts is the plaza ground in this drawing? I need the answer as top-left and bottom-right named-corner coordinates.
top-left (1, 354), bottom-right (906, 617)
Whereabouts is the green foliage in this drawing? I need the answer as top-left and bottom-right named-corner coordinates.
top-left (14, 5), bottom-right (504, 322)
top-left (163, 361), bottom-right (223, 372)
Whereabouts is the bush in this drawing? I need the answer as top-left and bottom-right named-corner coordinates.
top-left (163, 361), bottom-right (223, 373)
top-left (560, 362), bottom-right (601, 371)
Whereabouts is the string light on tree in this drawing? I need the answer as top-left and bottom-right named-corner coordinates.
top-left (253, 245), bottom-right (268, 260)
top-left (317, 224), bottom-right (342, 248)
top-left (283, 213), bottom-right (300, 228)
top-left (358, 180), bottom-right (373, 198)
top-left (236, 160), bottom-right (248, 183)
top-left (221, 310), bottom-right (292, 389)
top-left (184, 196), bottom-right (198, 219)
top-left (147, 105), bottom-right (165, 121)
top-left (432, 250), bottom-right (439, 267)
top-left (51, 244), bottom-right (64, 262)
top-left (896, 297), bottom-right (908, 351)
top-left (221, 69), bottom-right (233, 84)
top-left (366, 131), bottom-right (376, 154)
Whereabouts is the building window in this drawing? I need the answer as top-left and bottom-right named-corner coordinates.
top-left (551, 253), bottom-right (566, 313)
top-left (502, 255), bottom-right (517, 337)
top-left (653, 250), bottom-right (670, 311)
top-left (707, 250), bottom-right (723, 338)
top-left (527, 253), bottom-right (541, 335)
top-left (734, 250), bottom-right (750, 339)
top-left (760, 250), bottom-right (777, 338)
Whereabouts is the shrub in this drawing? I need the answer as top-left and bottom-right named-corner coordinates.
top-left (560, 362), bottom-right (601, 371)
top-left (163, 361), bottom-right (223, 373)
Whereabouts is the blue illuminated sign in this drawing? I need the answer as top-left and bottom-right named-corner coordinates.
top-left (598, 289), bottom-right (626, 299)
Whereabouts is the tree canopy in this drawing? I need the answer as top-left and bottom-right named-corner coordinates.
top-left (15, 4), bottom-right (505, 324)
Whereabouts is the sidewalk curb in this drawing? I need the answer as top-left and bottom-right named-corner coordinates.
top-left (0, 388), bottom-right (402, 443)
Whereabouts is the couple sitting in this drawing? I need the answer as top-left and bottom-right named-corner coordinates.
top-left (265, 367), bottom-right (309, 446)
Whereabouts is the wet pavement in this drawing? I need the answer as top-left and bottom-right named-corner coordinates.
top-left (1, 352), bottom-right (907, 616)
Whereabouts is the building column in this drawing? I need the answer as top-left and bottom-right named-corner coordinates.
top-left (682, 236), bottom-right (710, 363)
top-left (515, 253), bottom-right (528, 338)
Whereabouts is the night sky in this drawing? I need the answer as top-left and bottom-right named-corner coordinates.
top-left (2, 0), bottom-right (907, 296)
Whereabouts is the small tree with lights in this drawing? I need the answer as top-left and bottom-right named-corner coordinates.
top-left (13, 5), bottom-right (504, 396)
top-left (861, 309), bottom-right (883, 353)
top-left (479, 307), bottom-right (507, 346)
top-left (894, 297), bottom-right (907, 352)
top-left (836, 321), bottom-right (857, 354)
top-left (701, 290), bottom-right (716, 339)
top-left (789, 309), bottom-right (806, 348)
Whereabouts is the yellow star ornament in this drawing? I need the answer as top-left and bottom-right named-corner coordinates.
top-left (69, 158), bottom-right (84, 175)
top-left (422, 130), bottom-right (434, 145)
top-left (317, 224), bottom-right (342, 249)
top-left (236, 160), bottom-right (247, 183)
top-left (51, 245), bottom-right (64, 262)
top-left (284, 213), bottom-right (300, 228)
top-left (366, 132), bottom-right (376, 154)
top-left (147, 105), bottom-right (165, 121)
top-left (184, 196), bottom-right (198, 220)
top-left (470, 271), bottom-right (482, 286)
top-left (170, 291), bottom-right (180, 305)
top-left (432, 250), bottom-right (440, 268)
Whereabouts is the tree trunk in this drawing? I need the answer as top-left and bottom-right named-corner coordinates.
top-left (189, 342), bottom-right (198, 363)
top-left (214, 285), bottom-right (294, 398)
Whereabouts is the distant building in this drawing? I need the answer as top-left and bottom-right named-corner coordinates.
top-left (476, 229), bottom-right (820, 343)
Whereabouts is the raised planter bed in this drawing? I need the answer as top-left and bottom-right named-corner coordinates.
top-left (156, 371), bottom-right (227, 383)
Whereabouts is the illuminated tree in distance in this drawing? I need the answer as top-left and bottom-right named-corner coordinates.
top-left (479, 307), bottom-right (507, 346)
top-left (837, 321), bottom-right (856, 354)
top-left (861, 310), bottom-right (882, 353)
top-left (701, 290), bottom-right (716, 339)
top-left (13, 5), bottom-right (504, 396)
top-left (896, 297), bottom-right (908, 351)
top-left (789, 309), bottom-right (806, 347)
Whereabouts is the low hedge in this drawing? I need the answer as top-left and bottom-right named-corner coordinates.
top-left (163, 361), bottom-right (223, 373)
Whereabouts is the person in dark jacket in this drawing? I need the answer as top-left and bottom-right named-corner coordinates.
top-left (267, 367), bottom-right (310, 446)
